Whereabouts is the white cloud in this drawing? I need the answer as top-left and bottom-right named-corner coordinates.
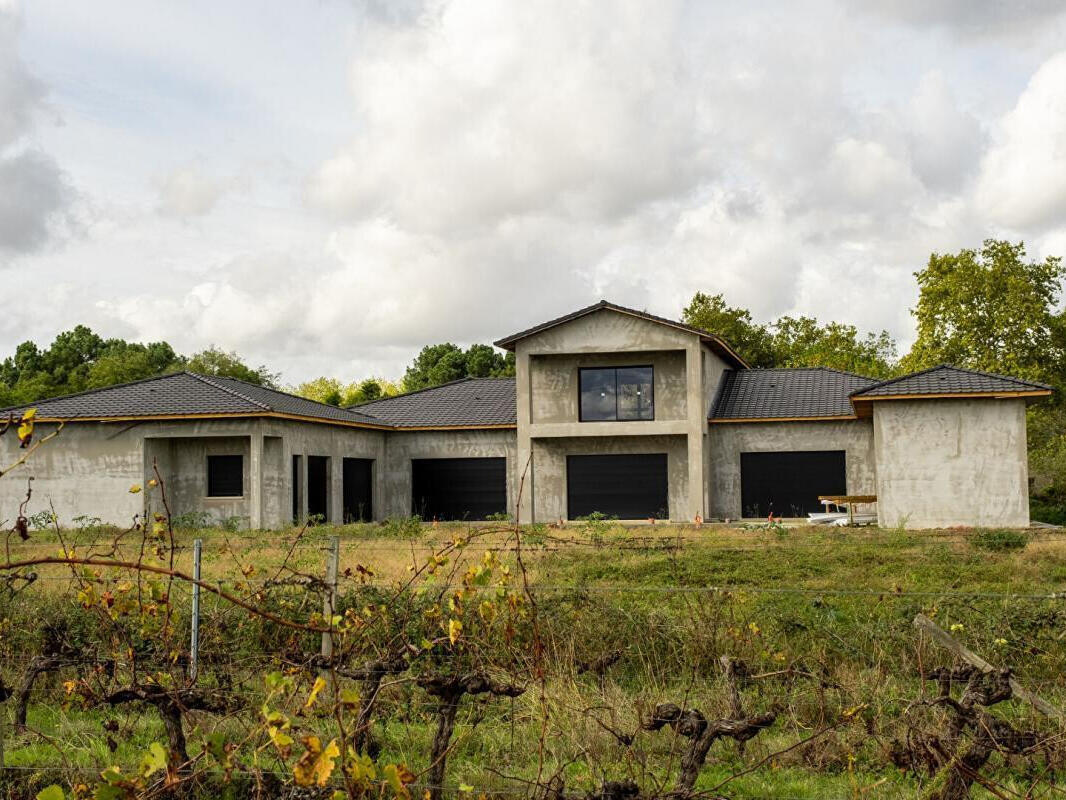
top-left (154, 164), bottom-right (232, 218)
top-left (975, 51), bottom-right (1066, 231)
top-left (0, 3), bottom-right (73, 254)
top-left (4, 0), bottom-right (1066, 382)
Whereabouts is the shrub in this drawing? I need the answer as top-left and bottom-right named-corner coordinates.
top-left (971, 528), bottom-right (1029, 552)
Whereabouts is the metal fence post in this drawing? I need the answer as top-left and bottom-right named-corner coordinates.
top-left (320, 536), bottom-right (340, 665)
top-left (189, 538), bottom-right (202, 682)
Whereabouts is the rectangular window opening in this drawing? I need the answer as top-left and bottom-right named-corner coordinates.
top-left (207, 454), bottom-right (243, 497)
top-left (579, 366), bottom-right (654, 422)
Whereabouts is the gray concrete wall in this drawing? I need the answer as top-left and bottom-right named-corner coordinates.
top-left (873, 398), bottom-right (1030, 529)
top-left (0, 421), bottom-right (145, 527)
top-left (0, 417), bottom-right (387, 530)
top-left (529, 350), bottom-right (687, 423)
top-left (708, 419), bottom-right (876, 519)
top-left (514, 307), bottom-right (731, 522)
top-left (530, 434), bottom-right (688, 522)
top-left (381, 429), bottom-right (518, 519)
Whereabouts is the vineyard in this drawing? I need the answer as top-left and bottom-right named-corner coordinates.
top-left (2, 478), bottom-right (1066, 797)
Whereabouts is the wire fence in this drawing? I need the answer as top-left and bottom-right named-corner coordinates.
top-left (3, 527), bottom-right (1066, 799)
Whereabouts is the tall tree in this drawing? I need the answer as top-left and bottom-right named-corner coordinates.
top-left (681, 292), bottom-right (896, 376)
top-left (770, 317), bottom-right (897, 378)
top-left (681, 292), bottom-right (775, 368)
top-left (903, 239), bottom-right (1066, 385)
top-left (402, 343), bottom-right (514, 392)
top-left (184, 347), bottom-right (279, 387)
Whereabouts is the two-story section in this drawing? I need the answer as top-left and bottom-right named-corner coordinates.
top-left (494, 301), bottom-right (747, 523)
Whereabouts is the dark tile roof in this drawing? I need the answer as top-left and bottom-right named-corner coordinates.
top-left (351, 378), bottom-right (517, 427)
top-left (710, 368), bottom-right (878, 420)
top-left (850, 364), bottom-right (1052, 398)
top-left (493, 300), bottom-right (749, 368)
top-left (0, 372), bottom-right (386, 426)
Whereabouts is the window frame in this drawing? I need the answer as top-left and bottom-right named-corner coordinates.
top-left (578, 365), bottom-right (655, 422)
top-left (206, 454), bottom-right (244, 498)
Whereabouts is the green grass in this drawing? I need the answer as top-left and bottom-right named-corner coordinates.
top-left (2, 522), bottom-right (1065, 799)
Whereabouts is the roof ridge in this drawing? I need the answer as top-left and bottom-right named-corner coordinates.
top-left (186, 372), bottom-right (274, 411)
top-left (0, 370), bottom-right (195, 414)
top-left (207, 373), bottom-right (384, 418)
top-left (852, 363), bottom-right (1051, 397)
top-left (927, 362), bottom-right (1053, 390)
top-left (492, 299), bottom-right (749, 368)
top-left (349, 377), bottom-right (479, 409)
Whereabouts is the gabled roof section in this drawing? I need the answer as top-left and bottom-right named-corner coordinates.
top-left (493, 300), bottom-right (749, 368)
top-left (350, 378), bottom-right (517, 428)
top-left (0, 372), bottom-right (388, 428)
top-left (710, 367), bottom-right (878, 422)
top-left (849, 364), bottom-right (1052, 400)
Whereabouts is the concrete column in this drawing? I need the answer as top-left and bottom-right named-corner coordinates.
top-left (330, 455), bottom-right (343, 524)
top-left (515, 345), bottom-right (534, 523)
top-left (301, 455), bottom-right (309, 522)
top-left (685, 341), bottom-right (705, 522)
top-left (249, 430), bottom-right (264, 529)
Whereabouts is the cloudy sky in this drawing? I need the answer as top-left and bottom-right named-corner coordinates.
top-left (2, 0), bottom-right (1066, 383)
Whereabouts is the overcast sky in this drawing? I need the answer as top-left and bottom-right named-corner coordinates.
top-left (2, 0), bottom-right (1066, 384)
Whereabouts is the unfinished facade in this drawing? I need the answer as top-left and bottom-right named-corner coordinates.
top-left (0, 302), bottom-right (1051, 529)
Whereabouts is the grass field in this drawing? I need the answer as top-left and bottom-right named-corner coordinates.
top-left (2, 520), bottom-right (1065, 799)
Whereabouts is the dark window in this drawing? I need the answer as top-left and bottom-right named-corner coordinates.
top-left (343, 458), bottom-right (374, 522)
top-left (292, 455), bottom-right (302, 520)
top-left (207, 455), bottom-right (243, 497)
top-left (579, 366), bottom-right (654, 421)
top-left (308, 456), bottom-right (330, 522)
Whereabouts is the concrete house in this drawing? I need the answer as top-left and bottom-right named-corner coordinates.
top-left (0, 301), bottom-right (1051, 529)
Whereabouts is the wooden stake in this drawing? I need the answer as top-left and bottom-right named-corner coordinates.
top-left (913, 613), bottom-right (1064, 721)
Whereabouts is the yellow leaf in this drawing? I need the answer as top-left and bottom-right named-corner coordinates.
top-left (21, 407), bottom-right (37, 421)
top-left (129, 484), bottom-right (142, 494)
top-left (383, 763), bottom-right (415, 799)
top-left (139, 742), bottom-right (168, 777)
top-left (305, 676), bottom-right (327, 709)
top-left (292, 736), bottom-right (340, 787)
top-left (448, 618), bottom-right (463, 645)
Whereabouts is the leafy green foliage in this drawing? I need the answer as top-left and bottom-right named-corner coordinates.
top-left (682, 292), bottom-right (776, 367)
top-left (903, 239), bottom-right (1066, 385)
top-left (970, 528), bottom-right (1029, 552)
top-left (0, 327), bottom-right (275, 406)
top-left (293, 375), bottom-right (400, 407)
top-left (402, 343), bottom-right (514, 392)
top-left (184, 346), bottom-right (278, 387)
top-left (682, 292), bottom-right (897, 377)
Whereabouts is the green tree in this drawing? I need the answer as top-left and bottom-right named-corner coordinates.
top-left (681, 292), bottom-right (896, 376)
top-left (681, 292), bottom-right (775, 368)
top-left (402, 343), bottom-right (514, 392)
top-left (185, 347), bottom-right (279, 387)
top-left (902, 239), bottom-right (1066, 385)
top-left (770, 316), bottom-right (897, 378)
top-left (293, 376), bottom-right (346, 406)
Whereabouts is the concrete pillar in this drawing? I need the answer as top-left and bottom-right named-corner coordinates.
top-left (301, 454), bottom-right (309, 522)
top-left (249, 430), bottom-right (264, 529)
top-left (330, 456), bottom-right (343, 524)
top-left (685, 341), bottom-right (705, 522)
top-left (515, 345), bottom-right (534, 523)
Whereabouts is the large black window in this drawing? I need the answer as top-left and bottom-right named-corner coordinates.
top-left (207, 455), bottom-right (243, 497)
top-left (579, 366), bottom-right (653, 421)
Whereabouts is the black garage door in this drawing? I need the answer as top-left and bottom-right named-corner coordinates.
top-left (411, 458), bottom-right (506, 521)
top-left (740, 451), bottom-right (846, 518)
top-left (567, 454), bottom-right (669, 520)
